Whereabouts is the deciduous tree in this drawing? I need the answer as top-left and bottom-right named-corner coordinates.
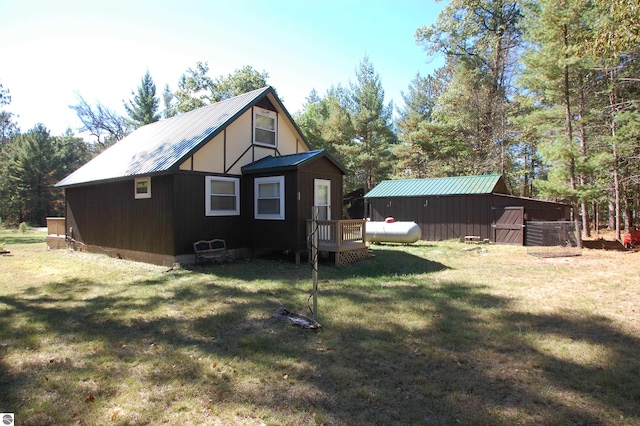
top-left (70, 95), bottom-right (130, 150)
top-left (211, 65), bottom-right (269, 102)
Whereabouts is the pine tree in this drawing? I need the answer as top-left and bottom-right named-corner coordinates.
top-left (519, 0), bottom-right (599, 240)
top-left (124, 70), bottom-right (160, 128)
top-left (395, 73), bottom-right (441, 178)
top-left (348, 56), bottom-right (396, 192)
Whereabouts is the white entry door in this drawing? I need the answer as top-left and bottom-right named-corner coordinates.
top-left (314, 179), bottom-right (331, 220)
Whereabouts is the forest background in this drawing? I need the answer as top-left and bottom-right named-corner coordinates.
top-left (1, 0), bottom-right (638, 240)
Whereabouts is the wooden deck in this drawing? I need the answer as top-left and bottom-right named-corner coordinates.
top-left (306, 219), bottom-right (370, 265)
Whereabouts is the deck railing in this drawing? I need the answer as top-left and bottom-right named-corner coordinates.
top-left (307, 219), bottom-right (366, 251)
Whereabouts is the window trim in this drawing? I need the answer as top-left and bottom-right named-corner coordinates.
top-left (134, 177), bottom-right (151, 199)
top-left (254, 176), bottom-right (285, 220)
top-left (253, 108), bottom-right (277, 148)
top-left (205, 176), bottom-right (240, 216)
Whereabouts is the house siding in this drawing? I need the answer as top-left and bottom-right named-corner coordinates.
top-left (65, 175), bottom-right (175, 255)
top-left (171, 172), bottom-right (248, 256)
top-left (297, 157), bottom-right (345, 250)
top-left (243, 169), bottom-right (299, 251)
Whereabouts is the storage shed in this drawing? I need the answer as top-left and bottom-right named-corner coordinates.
top-left (364, 174), bottom-right (571, 245)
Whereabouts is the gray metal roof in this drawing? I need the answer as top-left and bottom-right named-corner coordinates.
top-left (56, 86), bottom-right (277, 188)
top-left (364, 174), bottom-right (506, 198)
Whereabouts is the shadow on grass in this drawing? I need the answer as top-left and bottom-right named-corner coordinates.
top-left (0, 253), bottom-right (638, 424)
top-left (189, 247), bottom-right (449, 283)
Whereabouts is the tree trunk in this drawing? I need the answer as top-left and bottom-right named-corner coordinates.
top-left (578, 73), bottom-right (591, 237)
top-left (624, 207), bottom-right (632, 232)
top-left (608, 201), bottom-right (616, 230)
top-left (573, 204), bottom-right (583, 249)
top-left (609, 69), bottom-right (622, 241)
top-left (581, 200), bottom-right (590, 238)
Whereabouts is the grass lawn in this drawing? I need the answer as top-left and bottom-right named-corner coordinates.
top-left (1, 229), bottom-right (639, 425)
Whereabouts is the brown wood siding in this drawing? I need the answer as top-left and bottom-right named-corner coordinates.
top-left (243, 156), bottom-right (344, 252)
top-left (369, 194), bottom-right (494, 241)
top-left (492, 195), bottom-right (570, 221)
top-left (243, 170), bottom-right (299, 251)
top-left (65, 175), bottom-right (175, 254)
top-left (171, 173), bottom-right (248, 256)
top-left (255, 97), bottom-right (276, 111)
top-left (368, 193), bottom-right (568, 243)
top-left (297, 166), bottom-right (344, 250)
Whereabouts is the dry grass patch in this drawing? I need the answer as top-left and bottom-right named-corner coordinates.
top-left (1, 231), bottom-right (639, 424)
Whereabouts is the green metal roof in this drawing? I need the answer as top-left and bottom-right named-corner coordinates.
top-left (241, 149), bottom-right (346, 174)
top-left (364, 174), bottom-right (506, 198)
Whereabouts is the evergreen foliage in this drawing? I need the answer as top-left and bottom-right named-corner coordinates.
top-left (296, 57), bottom-right (396, 193)
top-left (124, 70), bottom-right (160, 128)
top-left (0, 125), bottom-right (89, 226)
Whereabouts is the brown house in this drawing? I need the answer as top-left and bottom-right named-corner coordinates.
top-left (364, 174), bottom-right (571, 245)
top-left (55, 87), bottom-right (346, 265)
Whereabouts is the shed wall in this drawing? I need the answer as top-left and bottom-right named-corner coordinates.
top-left (369, 194), bottom-right (494, 241)
top-left (368, 194), bottom-right (569, 243)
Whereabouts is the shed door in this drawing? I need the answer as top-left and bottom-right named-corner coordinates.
top-left (492, 206), bottom-right (524, 245)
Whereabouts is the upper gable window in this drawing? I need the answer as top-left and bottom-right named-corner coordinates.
top-left (253, 108), bottom-right (277, 147)
top-left (135, 177), bottom-right (151, 199)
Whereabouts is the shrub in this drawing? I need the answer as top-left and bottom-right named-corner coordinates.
top-left (19, 222), bottom-right (28, 234)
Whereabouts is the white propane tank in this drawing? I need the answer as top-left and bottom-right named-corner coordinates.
top-left (365, 218), bottom-right (421, 243)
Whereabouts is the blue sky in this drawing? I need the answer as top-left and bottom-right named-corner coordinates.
top-left (1, 0), bottom-right (446, 136)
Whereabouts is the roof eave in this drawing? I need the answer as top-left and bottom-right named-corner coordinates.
top-left (56, 170), bottom-right (173, 190)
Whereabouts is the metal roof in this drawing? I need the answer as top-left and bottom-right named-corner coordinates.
top-left (56, 86), bottom-right (282, 188)
top-left (364, 174), bottom-right (505, 198)
top-left (241, 149), bottom-right (345, 174)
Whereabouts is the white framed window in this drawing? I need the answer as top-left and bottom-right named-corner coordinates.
top-left (253, 108), bottom-right (277, 147)
top-left (135, 177), bottom-right (151, 199)
top-left (205, 176), bottom-right (240, 216)
top-left (314, 179), bottom-right (331, 220)
top-left (255, 176), bottom-right (285, 220)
